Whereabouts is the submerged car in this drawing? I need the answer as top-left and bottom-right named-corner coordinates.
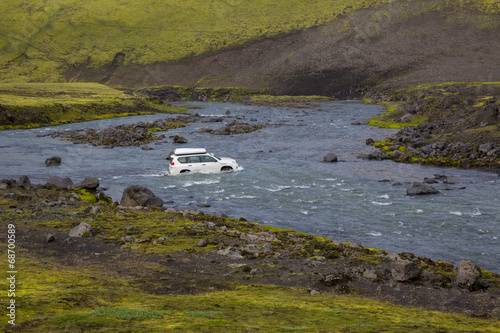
top-left (168, 148), bottom-right (239, 175)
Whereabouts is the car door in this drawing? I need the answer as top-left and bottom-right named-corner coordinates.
top-left (187, 156), bottom-right (203, 172)
top-left (200, 155), bottom-right (219, 172)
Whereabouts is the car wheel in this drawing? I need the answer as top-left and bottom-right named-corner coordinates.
top-left (180, 170), bottom-right (191, 174)
top-left (221, 166), bottom-right (233, 172)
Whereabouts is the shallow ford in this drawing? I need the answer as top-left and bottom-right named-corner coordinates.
top-left (168, 148), bottom-right (239, 175)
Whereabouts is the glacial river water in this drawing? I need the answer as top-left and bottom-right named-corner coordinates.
top-left (0, 101), bottom-right (499, 271)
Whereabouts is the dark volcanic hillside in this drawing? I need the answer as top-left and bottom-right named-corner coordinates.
top-left (68, 1), bottom-right (500, 98)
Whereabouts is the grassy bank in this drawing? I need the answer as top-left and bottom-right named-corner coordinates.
top-left (365, 82), bottom-right (500, 168)
top-left (1, 183), bottom-right (499, 332)
top-left (0, 83), bottom-right (185, 129)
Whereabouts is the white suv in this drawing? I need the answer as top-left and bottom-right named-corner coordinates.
top-left (168, 148), bottom-right (239, 175)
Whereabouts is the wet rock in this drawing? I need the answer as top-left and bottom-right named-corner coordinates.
top-left (391, 261), bottom-right (422, 281)
top-left (142, 145), bottom-right (154, 150)
top-left (196, 126), bottom-right (213, 133)
top-left (120, 185), bottom-right (164, 207)
top-left (456, 260), bottom-right (483, 291)
top-left (173, 135), bottom-right (188, 143)
top-left (407, 182), bottom-right (440, 196)
top-left (69, 222), bottom-right (94, 237)
top-left (45, 156), bottom-right (62, 166)
top-left (323, 153), bottom-right (338, 163)
top-left (423, 177), bottom-right (438, 184)
top-left (366, 138), bottom-right (375, 145)
top-left (46, 176), bottom-right (73, 189)
top-left (77, 177), bottom-right (100, 190)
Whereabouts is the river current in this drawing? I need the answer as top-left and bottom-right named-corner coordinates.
top-left (0, 101), bottom-right (498, 271)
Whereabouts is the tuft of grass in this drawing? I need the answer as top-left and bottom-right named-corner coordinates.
top-left (91, 308), bottom-right (167, 320)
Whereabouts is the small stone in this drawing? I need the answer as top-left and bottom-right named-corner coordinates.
top-left (204, 221), bottom-right (216, 229)
top-left (122, 236), bottom-right (134, 242)
top-left (197, 239), bottom-right (208, 247)
top-left (69, 222), bottom-right (93, 237)
top-left (46, 233), bottom-right (55, 243)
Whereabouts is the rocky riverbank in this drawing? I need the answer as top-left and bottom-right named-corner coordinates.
top-left (365, 83), bottom-right (500, 170)
top-left (1, 175), bottom-right (499, 331)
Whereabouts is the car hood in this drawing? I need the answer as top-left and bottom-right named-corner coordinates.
top-left (219, 157), bottom-right (238, 165)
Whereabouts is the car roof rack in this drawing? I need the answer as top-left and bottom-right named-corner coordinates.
top-left (173, 148), bottom-right (207, 156)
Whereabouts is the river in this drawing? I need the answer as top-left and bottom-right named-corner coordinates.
top-left (0, 101), bottom-right (498, 271)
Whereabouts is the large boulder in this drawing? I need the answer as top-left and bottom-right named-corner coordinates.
top-left (120, 185), bottom-right (164, 207)
top-left (323, 153), bottom-right (338, 163)
top-left (77, 177), bottom-right (100, 190)
top-left (456, 260), bottom-right (482, 291)
top-left (45, 156), bottom-right (62, 166)
top-left (173, 135), bottom-right (188, 143)
top-left (391, 261), bottom-right (422, 282)
top-left (407, 182), bottom-right (440, 196)
top-left (46, 176), bottom-right (73, 189)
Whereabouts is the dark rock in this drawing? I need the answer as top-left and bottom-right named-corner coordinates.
top-left (17, 175), bottom-right (31, 189)
top-left (323, 153), bottom-right (338, 162)
top-left (407, 182), bottom-right (440, 196)
top-left (196, 126), bottom-right (213, 133)
top-left (456, 260), bottom-right (483, 291)
top-left (142, 145), bottom-right (154, 150)
top-left (77, 177), bottom-right (100, 190)
top-left (45, 156), bottom-right (62, 166)
top-left (351, 121), bottom-right (361, 125)
top-left (391, 261), bottom-right (422, 281)
top-left (366, 138), bottom-right (375, 145)
top-left (46, 176), bottom-right (73, 189)
top-left (46, 233), bottom-right (55, 243)
top-left (423, 177), bottom-right (438, 184)
top-left (173, 135), bottom-right (188, 143)
top-left (120, 185), bottom-right (164, 207)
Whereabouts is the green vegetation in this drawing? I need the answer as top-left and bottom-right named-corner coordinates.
top-left (1, 185), bottom-right (499, 332)
top-left (1, 0), bottom-right (497, 83)
top-left (0, 82), bottom-right (186, 129)
top-left (0, 0), bottom-right (395, 82)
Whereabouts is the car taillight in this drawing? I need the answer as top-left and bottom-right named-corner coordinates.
top-left (171, 162), bottom-right (175, 166)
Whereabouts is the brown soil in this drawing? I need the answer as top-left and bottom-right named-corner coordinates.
top-left (66, 1), bottom-right (500, 99)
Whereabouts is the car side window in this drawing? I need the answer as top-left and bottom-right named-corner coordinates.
top-left (188, 156), bottom-right (201, 163)
top-left (201, 155), bottom-right (217, 163)
top-left (178, 157), bottom-right (188, 163)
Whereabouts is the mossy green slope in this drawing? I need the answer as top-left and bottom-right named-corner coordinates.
top-left (0, 0), bottom-right (391, 81)
top-left (0, 82), bottom-right (185, 128)
top-left (1, 0), bottom-right (498, 83)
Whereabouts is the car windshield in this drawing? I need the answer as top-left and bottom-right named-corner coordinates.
top-left (209, 153), bottom-right (220, 160)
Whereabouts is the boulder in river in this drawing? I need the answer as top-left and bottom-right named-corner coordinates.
top-left (120, 185), bottom-right (164, 207)
top-left (173, 135), bottom-right (188, 143)
top-left (407, 182), bottom-right (440, 196)
top-left (45, 156), bottom-right (62, 166)
top-left (323, 153), bottom-right (338, 163)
